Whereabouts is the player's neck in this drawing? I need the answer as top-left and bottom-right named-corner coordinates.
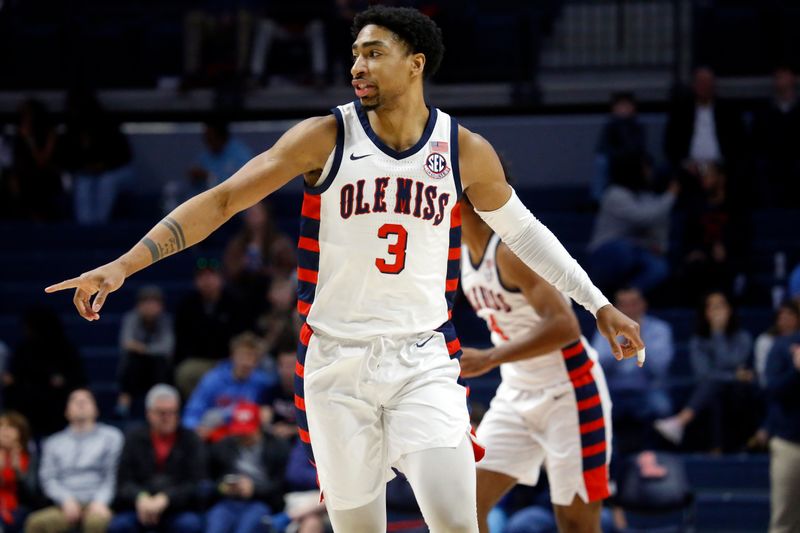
top-left (367, 92), bottom-right (429, 152)
top-left (461, 214), bottom-right (493, 263)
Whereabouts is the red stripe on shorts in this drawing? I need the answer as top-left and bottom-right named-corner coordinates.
top-left (294, 394), bottom-right (305, 411)
top-left (583, 465), bottom-right (610, 501)
top-left (577, 394), bottom-right (601, 411)
top-left (581, 441), bottom-right (607, 458)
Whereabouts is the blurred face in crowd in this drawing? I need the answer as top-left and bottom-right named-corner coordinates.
top-left (699, 164), bottom-right (725, 193)
top-left (776, 306), bottom-right (800, 336)
top-left (66, 389), bottom-right (98, 425)
top-left (705, 292), bottom-right (731, 329)
top-left (615, 288), bottom-right (646, 323)
top-left (203, 125), bottom-right (228, 154)
top-left (693, 67), bottom-right (716, 104)
top-left (245, 203), bottom-right (268, 232)
top-left (147, 395), bottom-right (180, 436)
top-left (277, 350), bottom-right (296, 390)
top-left (0, 418), bottom-right (21, 450)
top-left (774, 68), bottom-right (796, 101)
top-left (268, 278), bottom-right (296, 312)
top-left (611, 97), bottom-right (636, 118)
top-left (232, 347), bottom-right (262, 380)
top-left (195, 268), bottom-right (223, 300)
top-left (137, 297), bottom-right (164, 322)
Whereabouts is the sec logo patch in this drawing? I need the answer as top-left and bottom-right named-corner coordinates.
top-left (424, 152), bottom-right (450, 179)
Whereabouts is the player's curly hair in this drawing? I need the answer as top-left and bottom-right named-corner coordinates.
top-left (352, 6), bottom-right (445, 79)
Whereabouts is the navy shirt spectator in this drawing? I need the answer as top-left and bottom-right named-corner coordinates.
top-left (205, 402), bottom-right (289, 533)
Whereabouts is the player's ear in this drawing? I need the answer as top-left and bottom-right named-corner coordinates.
top-left (411, 53), bottom-right (426, 78)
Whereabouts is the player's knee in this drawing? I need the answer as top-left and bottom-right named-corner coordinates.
top-left (554, 504), bottom-right (601, 533)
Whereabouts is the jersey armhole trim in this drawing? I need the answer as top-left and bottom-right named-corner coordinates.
top-left (450, 116), bottom-right (462, 199)
top-left (305, 106), bottom-right (345, 195)
top-left (494, 237), bottom-right (523, 293)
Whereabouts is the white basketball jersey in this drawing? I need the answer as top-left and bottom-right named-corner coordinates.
top-left (461, 234), bottom-right (596, 389)
top-left (296, 100), bottom-right (462, 339)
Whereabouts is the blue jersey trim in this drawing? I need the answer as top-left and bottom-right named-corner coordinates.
top-left (354, 99), bottom-right (437, 160)
top-left (492, 237), bottom-right (522, 294)
top-left (450, 116), bottom-right (462, 199)
top-left (305, 107), bottom-right (345, 195)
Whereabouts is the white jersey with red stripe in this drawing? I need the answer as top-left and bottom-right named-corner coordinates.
top-left (296, 100), bottom-right (462, 339)
top-left (460, 233), bottom-right (598, 389)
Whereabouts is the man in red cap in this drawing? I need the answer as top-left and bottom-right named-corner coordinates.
top-left (205, 402), bottom-right (290, 533)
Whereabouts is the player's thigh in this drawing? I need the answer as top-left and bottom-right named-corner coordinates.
top-left (303, 341), bottom-right (386, 510)
top-left (476, 468), bottom-right (517, 516)
top-left (476, 385), bottom-right (546, 487)
top-left (397, 436), bottom-right (478, 533)
top-left (383, 356), bottom-right (469, 464)
top-left (553, 497), bottom-right (603, 533)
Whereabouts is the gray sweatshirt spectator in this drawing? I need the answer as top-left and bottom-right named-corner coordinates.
top-left (26, 389), bottom-right (123, 533)
top-left (116, 286), bottom-right (174, 418)
top-left (40, 424), bottom-right (123, 506)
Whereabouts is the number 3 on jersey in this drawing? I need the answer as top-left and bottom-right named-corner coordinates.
top-left (375, 223), bottom-right (407, 274)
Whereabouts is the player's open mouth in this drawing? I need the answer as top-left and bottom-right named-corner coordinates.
top-left (352, 80), bottom-right (376, 98)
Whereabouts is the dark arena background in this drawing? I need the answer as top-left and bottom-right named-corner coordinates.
top-left (1, 1), bottom-right (799, 532)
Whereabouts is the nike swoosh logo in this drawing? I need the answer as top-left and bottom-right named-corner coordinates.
top-left (415, 335), bottom-right (435, 348)
top-left (349, 153), bottom-right (372, 161)
top-left (553, 392), bottom-right (569, 401)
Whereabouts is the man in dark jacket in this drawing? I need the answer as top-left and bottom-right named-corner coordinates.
top-left (765, 332), bottom-right (800, 533)
top-left (206, 402), bottom-right (289, 533)
top-left (108, 384), bottom-right (204, 533)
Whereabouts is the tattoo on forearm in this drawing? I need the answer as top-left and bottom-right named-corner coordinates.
top-left (141, 238), bottom-right (162, 263)
top-left (140, 217), bottom-right (187, 264)
top-left (161, 216), bottom-right (186, 250)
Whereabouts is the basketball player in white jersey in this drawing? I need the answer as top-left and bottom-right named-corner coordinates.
top-left (46, 6), bottom-right (645, 532)
top-left (459, 188), bottom-right (612, 533)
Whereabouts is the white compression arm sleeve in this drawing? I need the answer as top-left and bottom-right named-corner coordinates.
top-left (476, 188), bottom-right (610, 316)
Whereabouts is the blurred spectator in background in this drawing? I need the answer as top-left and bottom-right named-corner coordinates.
top-left (680, 163), bottom-right (743, 302)
top-left (205, 402), bottom-right (289, 533)
top-left (26, 389), bottom-right (123, 533)
top-left (0, 340), bottom-right (8, 411)
top-left (174, 260), bottom-right (250, 398)
top-left (593, 287), bottom-right (674, 452)
top-left (183, 0), bottom-right (260, 86)
top-left (256, 280), bottom-right (299, 357)
top-left (0, 412), bottom-right (37, 533)
top-left (587, 155), bottom-right (678, 296)
top-left (3, 308), bottom-right (86, 437)
top-left (224, 201), bottom-right (294, 314)
top-left (753, 66), bottom-right (800, 207)
top-left (4, 99), bottom-right (64, 221)
top-left (116, 286), bottom-right (174, 420)
top-left (261, 345), bottom-right (298, 441)
top-left (754, 301), bottom-right (800, 388)
top-left (182, 333), bottom-right (276, 441)
top-left (664, 66), bottom-right (745, 196)
top-left (283, 439), bottom-right (329, 533)
top-left (109, 385), bottom-right (203, 533)
top-left (591, 91), bottom-right (647, 202)
top-left (764, 329), bottom-right (800, 533)
top-left (58, 89), bottom-right (134, 225)
top-left (249, 2), bottom-right (329, 86)
top-left (789, 262), bottom-right (800, 305)
top-left (655, 291), bottom-right (757, 451)
top-left (163, 120), bottom-right (253, 213)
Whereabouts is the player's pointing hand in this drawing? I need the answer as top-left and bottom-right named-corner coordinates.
top-left (595, 304), bottom-right (646, 367)
top-left (45, 261), bottom-right (127, 321)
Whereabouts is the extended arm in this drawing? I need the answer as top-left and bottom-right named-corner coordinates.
top-left (458, 126), bottom-right (644, 363)
top-left (46, 116), bottom-right (337, 320)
